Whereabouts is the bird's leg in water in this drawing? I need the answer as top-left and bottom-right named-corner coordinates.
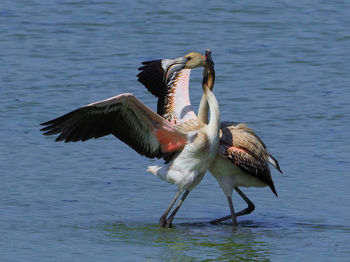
top-left (159, 190), bottom-right (181, 227)
top-left (228, 196), bottom-right (238, 226)
top-left (209, 197), bottom-right (238, 225)
top-left (165, 190), bottom-right (190, 228)
top-left (210, 187), bottom-right (255, 224)
top-left (234, 187), bottom-right (255, 216)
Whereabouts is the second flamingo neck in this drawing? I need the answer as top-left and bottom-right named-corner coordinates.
top-left (163, 69), bottom-right (196, 124)
top-left (198, 66), bottom-right (216, 124)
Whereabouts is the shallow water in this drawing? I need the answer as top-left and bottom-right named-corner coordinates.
top-left (1, 0), bottom-right (350, 261)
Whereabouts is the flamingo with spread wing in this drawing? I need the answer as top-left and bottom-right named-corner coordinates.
top-left (41, 52), bottom-right (219, 228)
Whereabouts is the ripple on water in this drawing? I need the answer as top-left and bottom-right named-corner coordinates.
top-left (2, 0), bottom-right (350, 261)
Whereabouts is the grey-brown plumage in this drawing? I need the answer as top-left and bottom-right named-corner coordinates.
top-left (219, 122), bottom-right (278, 196)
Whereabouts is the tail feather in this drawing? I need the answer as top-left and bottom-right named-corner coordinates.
top-left (269, 181), bottom-right (278, 197)
top-left (268, 155), bottom-right (283, 174)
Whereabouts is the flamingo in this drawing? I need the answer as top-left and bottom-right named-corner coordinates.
top-left (40, 52), bottom-right (219, 228)
top-left (137, 49), bottom-right (282, 226)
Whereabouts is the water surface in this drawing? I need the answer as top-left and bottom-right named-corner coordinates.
top-left (1, 0), bottom-right (350, 261)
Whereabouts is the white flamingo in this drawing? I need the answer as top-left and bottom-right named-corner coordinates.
top-left (40, 52), bottom-right (219, 227)
top-left (137, 49), bottom-right (282, 225)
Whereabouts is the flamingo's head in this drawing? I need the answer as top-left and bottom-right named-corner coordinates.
top-left (164, 50), bottom-right (215, 83)
top-left (203, 49), bottom-right (214, 71)
top-left (183, 52), bottom-right (207, 69)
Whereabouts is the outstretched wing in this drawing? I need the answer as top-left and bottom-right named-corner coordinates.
top-left (40, 93), bottom-right (188, 159)
top-left (137, 59), bottom-right (172, 97)
top-left (219, 122), bottom-right (280, 196)
top-left (137, 59), bottom-right (196, 124)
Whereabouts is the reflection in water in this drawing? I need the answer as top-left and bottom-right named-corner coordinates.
top-left (97, 216), bottom-right (350, 261)
top-left (101, 221), bottom-right (271, 261)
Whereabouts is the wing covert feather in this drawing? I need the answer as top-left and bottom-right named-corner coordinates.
top-left (219, 122), bottom-right (278, 195)
top-left (40, 93), bottom-right (187, 159)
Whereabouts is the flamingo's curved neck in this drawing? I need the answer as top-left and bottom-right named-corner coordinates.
top-left (201, 66), bottom-right (220, 136)
top-left (198, 65), bottom-right (215, 124)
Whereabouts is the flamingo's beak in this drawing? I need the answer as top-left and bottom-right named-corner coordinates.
top-left (164, 56), bottom-right (188, 84)
top-left (204, 49), bottom-right (214, 68)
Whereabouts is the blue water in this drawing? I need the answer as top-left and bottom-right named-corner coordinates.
top-left (1, 1), bottom-right (350, 261)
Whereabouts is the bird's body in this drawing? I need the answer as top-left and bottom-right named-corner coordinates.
top-left (212, 121), bottom-right (280, 193)
top-left (41, 52), bottom-right (220, 227)
top-left (210, 151), bottom-right (265, 195)
top-left (137, 49), bottom-right (282, 225)
top-left (148, 120), bottom-right (218, 191)
top-left (149, 136), bottom-right (215, 191)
